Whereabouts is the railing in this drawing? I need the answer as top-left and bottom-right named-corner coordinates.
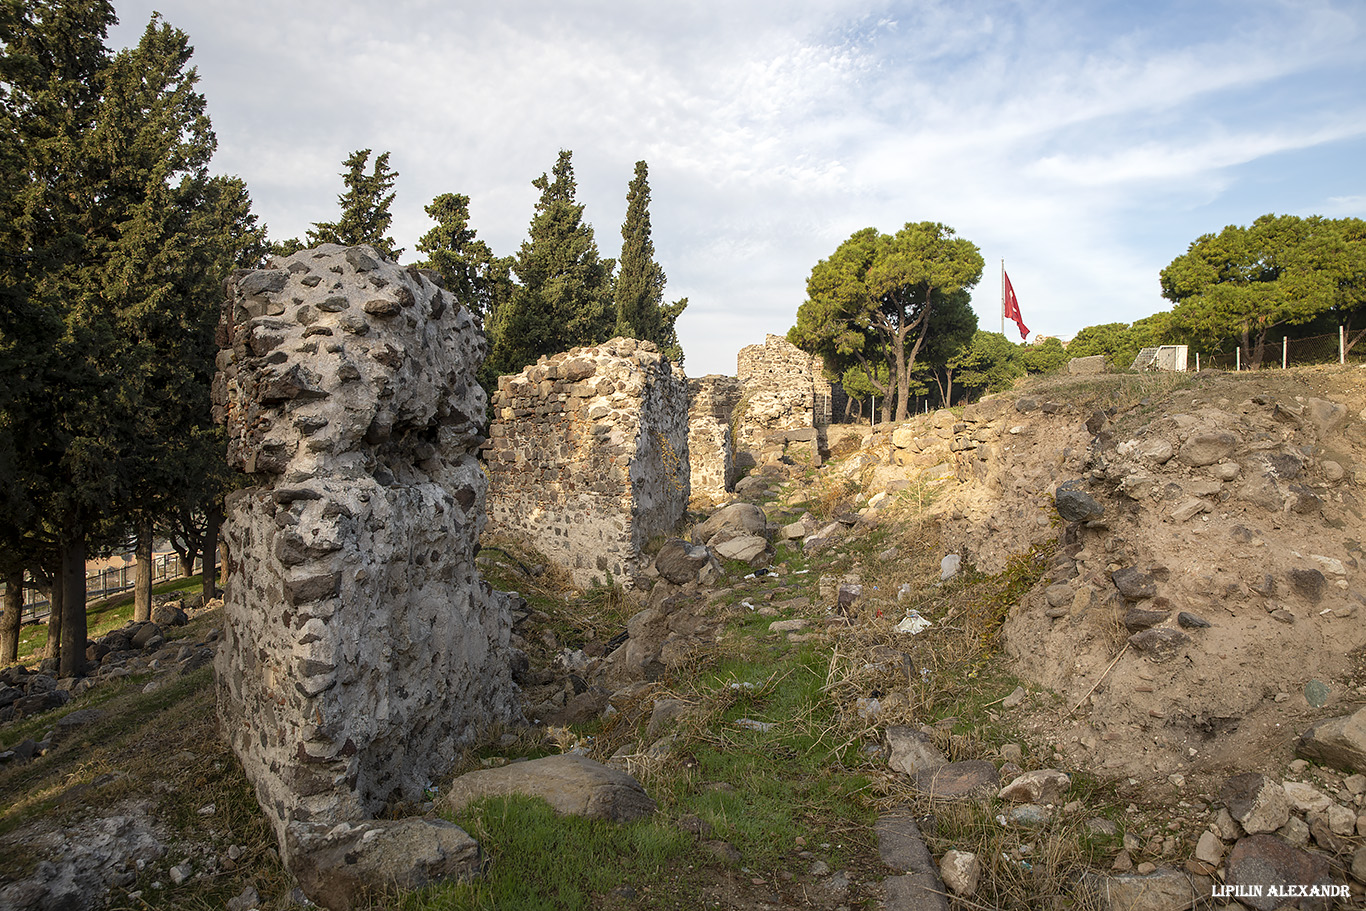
top-left (1, 552), bottom-right (203, 625)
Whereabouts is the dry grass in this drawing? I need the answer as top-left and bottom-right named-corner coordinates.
top-left (1, 610), bottom-right (295, 909)
top-left (781, 496), bottom-right (1140, 910)
top-left (1017, 370), bottom-right (1196, 414)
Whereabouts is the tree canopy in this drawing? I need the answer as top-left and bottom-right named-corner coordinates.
top-left (415, 192), bottom-right (511, 318)
top-left (1019, 337), bottom-right (1068, 375)
top-left (1160, 214), bottom-right (1349, 369)
top-left (790, 222), bottom-right (984, 422)
top-left (0, 2), bottom-right (262, 671)
top-left (306, 148), bottom-right (401, 260)
top-left (943, 330), bottom-right (1024, 404)
top-left (486, 150), bottom-right (615, 378)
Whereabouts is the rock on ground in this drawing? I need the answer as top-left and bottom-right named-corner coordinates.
top-left (287, 817), bottom-right (482, 911)
top-left (874, 809), bottom-right (949, 911)
top-left (1223, 834), bottom-right (1336, 911)
top-left (1297, 705), bottom-right (1366, 774)
top-left (912, 760), bottom-right (999, 801)
top-left (440, 754), bottom-right (656, 823)
top-left (1221, 773), bottom-right (1291, 835)
top-left (1079, 867), bottom-right (1205, 911)
top-left (886, 726), bottom-right (947, 777)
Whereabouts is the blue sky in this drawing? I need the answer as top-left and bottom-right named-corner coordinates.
top-left (109, 1), bottom-right (1366, 376)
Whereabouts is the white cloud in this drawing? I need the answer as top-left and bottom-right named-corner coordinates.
top-left (108, 0), bottom-right (1366, 375)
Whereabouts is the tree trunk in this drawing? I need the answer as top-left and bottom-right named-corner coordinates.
top-left (178, 551), bottom-right (195, 578)
top-left (202, 502), bottom-right (222, 600)
top-left (134, 520), bottom-right (153, 623)
top-left (894, 314), bottom-right (909, 423)
top-left (1250, 328), bottom-right (1268, 371)
top-left (1, 571), bottom-right (21, 664)
top-left (896, 295), bottom-right (934, 423)
top-left (59, 535), bottom-right (87, 678)
top-left (45, 577), bottom-right (62, 663)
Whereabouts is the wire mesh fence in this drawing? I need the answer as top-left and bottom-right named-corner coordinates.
top-left (1193, 329), bottom-right (1358, 371)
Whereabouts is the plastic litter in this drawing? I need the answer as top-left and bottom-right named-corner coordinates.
top-left (734, 718), bottom-right (774, 732)
top-left (895, 610), bottom-right (932, 635)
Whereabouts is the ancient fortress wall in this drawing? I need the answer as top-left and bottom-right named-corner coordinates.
top-left (212, 244), bottom-right (518, 852)
top-left (483, 338), bottom-right (690, 588)
top-left (733, 334), bottom-right (832, 453)
top-left (686, 375), bottom-right (741, 500)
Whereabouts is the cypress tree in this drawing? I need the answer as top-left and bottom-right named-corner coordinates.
top-left (307, 149), bottom-right (402, 260)
top-left (613, 160), bottom-right (686, 363)
top-left (487, 150), bottom-right (614, 377)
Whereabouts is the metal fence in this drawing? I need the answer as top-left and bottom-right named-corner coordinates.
top-left (1195, 329), bottom-right (1362, 372)
top-left (1, 551), bottom-right (201, 626)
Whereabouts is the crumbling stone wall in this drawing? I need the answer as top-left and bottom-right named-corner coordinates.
top-left (687, 375), bottom-right (741, 500)
top-left (212, 244), bottom-right (518, 854)
top-left (734, 334), bottom-right (831, 453)
top-left (484, 338), bottom-right (689, 588)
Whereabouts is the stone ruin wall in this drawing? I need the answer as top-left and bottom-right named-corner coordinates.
top-left (211, 244), bottom-right (518, 855)
top-left (687, 375), bottom-right (741, 500)
top-left (483, 338), bottom-right (690, 589)
top-left (733, 334), bottom-right (832, 454)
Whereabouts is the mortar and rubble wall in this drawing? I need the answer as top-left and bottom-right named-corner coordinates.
top-left (687, 375), bottom-right (741, 500)
top-left (483, 338), bottom-right (690, 589)
top-left (211, 244), bottom-right (519, 855)
top-left (733, 334), bottom-right (832, 454)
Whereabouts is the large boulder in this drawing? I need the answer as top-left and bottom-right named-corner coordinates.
top-left (1223, 835), bottom-right (1336, 911)
top-left (440, 754), bottom-right (656, 823)
top-left (695, 502), bottom-right (768, 546)
top-left (886, 726), bottom-right (947, 776)
top-left (1178, 432), bottom-right (1237, 467)
top-left (1055, 481), bottom-right (1104, 522)
top-left (287, 818), bottom-right (482, 911)
top-left (1079, 867), bottom-right (1205, 911)
top-left (912, 760), bottom-right (999, 800)
top-left (653, 539), bottom-right (713, 585)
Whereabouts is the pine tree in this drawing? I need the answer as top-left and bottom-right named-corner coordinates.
top-left (613, 160), bottom-right (686, 363)
top-left (487, 150), bottom-right (614, 377)
top-left (307, 149), bottom-right (402, 260)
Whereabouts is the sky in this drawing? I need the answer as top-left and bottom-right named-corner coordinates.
top-left (108, 0), bottom-right (1366, 377)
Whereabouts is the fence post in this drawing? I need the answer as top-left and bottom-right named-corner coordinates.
top-left (1236, 348), bottom-right (1240, 372)
top-left (1343, 325), bottom-right (1347, 365)
top-left (1282, 336), bottom-right (1287, 370)
top-left (1195, 352), bottom-right (1200, 372)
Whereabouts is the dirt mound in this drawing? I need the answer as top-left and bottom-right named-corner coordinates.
top-left (905, 365), bottom-right (1366, 785)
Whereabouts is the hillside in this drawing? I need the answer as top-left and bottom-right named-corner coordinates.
top-left (1, 363), bottom-right (1364, 911)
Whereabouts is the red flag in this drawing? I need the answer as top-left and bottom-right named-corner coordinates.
top-left (1003, 270), bottom-right (1029, 340)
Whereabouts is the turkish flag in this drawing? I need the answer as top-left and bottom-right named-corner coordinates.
top-left (1004, 271), bottom-right (1029, 340)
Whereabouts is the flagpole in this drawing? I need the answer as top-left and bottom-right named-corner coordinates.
top-left (1000, 259), bottom-right (1005, 336)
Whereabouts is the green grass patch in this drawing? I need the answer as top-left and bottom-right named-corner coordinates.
top-left (399, 795), bottom-right (692, 911)
top-left (13, 574), bottom-right (208, 665)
